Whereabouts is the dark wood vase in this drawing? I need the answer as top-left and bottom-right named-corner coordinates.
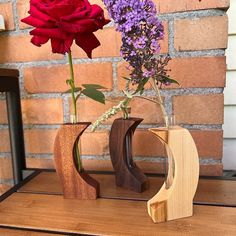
top-left (54, 122), bottom-right (99, 200)
top-left (109, 118), bottom-right (149, 193)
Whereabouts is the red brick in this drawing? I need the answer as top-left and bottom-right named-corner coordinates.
top-left (168, 56), bottom-right (226, 88)
top-left (132, 129), bottom-right (223, 159)
top-left (81, 131), bottom-right (109, 155)
top-left (0, 2), bottom-right (14, 30)
top-left (133, 130), bottom-right (165, 157)
top-left (24, 128), bottom-right (109, 156)
top-left (24, 63), bottom-right (113, 93)
top-left (200, 164), bottom-right (223, 176)
top-left (0, 158), bottom-right (13, 179)
top-left (173, 94), bottom-right (224, 125)
top-left (21, 99), bottom-right (64, 124)
top-left (0, 35), bottom-right (63, 63)
top-left (118, 56), bottom-right (226, 90)
top-left (155, 0), bottom-right (229, 13)
top-left (24, 129), bottom-right (57, 154)
top-left (0, 101), bottom-right (7, 124)
top-left (74, 97), bottom-right (163, 124)
top-left (0, 130), bottom-right (10, 152)
top-left (17, 0), bottom-right (30, 29)
top-left (26, 157), bottom-right (55, 169)
top-left (174, 16), bottom-right (228, 51)
top-left (72, 27), bottom-right (121, 58)
top-left (190, 130), bottom-right (223, 159)
top-left (73, 23), bottom-right (168, 59)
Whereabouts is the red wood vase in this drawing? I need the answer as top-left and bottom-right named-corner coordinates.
top-left (54, 122), bottom-right (99, 200)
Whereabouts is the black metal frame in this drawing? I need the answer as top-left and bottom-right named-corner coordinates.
top-left (0, 69), bottom-right (26, 184)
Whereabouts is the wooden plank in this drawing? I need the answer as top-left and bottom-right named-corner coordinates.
top-left (223, 106), bottom-right (236, 138)
top-left (224, 71), bottom-right (236, 105)
top-left (0, 228), bottom-right (60, 236)
top-left (0, 193), bottom-right (236, 235)
top-left (18, 171), bottom-right (236, 206)
top-left (228, 0), bottom-right (236, 34)
top-left (226, 35), bottom-right (236, 70)
top-left (223, 139), bottom-right (236, 170)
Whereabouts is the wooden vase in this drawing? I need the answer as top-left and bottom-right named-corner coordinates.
top-left (109, 118), bottom-right (149, 193)
top-left (54, 122), bottom-right (99, 200)
top-left (147, 126), bottom-right (199, 223)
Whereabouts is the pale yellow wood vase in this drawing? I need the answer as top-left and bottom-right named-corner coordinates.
top-left (147, 126), bottom-right (199, 223)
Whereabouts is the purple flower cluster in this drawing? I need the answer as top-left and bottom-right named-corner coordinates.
top-left (103, 0), bottom-right (171, 89)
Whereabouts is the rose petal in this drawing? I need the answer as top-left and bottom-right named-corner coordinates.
top-left (75, 33), bottom-right (100, 58)
top-left (21, 15), bottom-right (55, 28)
top-left (29, 5), bottom-right (55, 22)
top-left (44, 4), bottom-right (75, 20)
top-left (60, 9), bottom-right (90, 21)
top-left (31, 35), bottom-right (49, 47)
top-left (89, 5), bottom-right (103, 18)
top-left (30, 28), bottom-right (68, 40)
top-left (58, 19), bottom-right (98, 34)
top-left (51, 37), bottom-right (74, 54)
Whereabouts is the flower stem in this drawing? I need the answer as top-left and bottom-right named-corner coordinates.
top-left (68, 51), bottom-right (77, 123)
top-left (151, 78), bottom-right (169, 127)
top-left (67, 50), bottom-right (82, 172)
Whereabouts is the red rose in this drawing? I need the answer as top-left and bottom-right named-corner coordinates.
top-left (21, 0), bottom-right (110, 57)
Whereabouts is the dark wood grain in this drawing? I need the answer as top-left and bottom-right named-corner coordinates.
top-left (0, 68), bottom-right (19, 77)
top-left (54, 123), bottom-right (99, 200)
top-left (19, 171), bottom-right (236, 206)
top-left (0, 193), bottom-right (236, 235)
top-left (109, 118), bottom-right (149, 192)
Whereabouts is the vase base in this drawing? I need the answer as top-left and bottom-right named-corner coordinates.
top-left (115, 166), bottom-right (149, 193)
top-left (63, 172), bottom-right (100, 200)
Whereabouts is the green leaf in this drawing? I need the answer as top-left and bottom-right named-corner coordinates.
top-left (81, 88), bottom-right (105, 104)
top-left (162, 76), bottom-right (180, 86)
top-left (62, 87), bottom-right (82, 94)
top-left (82, 84), bottom-right (107, 90)
top-left (134, 77), bottom-right (149, 95)
top-left (122, 77), bottom-right (131, 81)
top-left (123, 90), bottom-right (133, 99)
top-left (66, 79), bottom-right (72, 85)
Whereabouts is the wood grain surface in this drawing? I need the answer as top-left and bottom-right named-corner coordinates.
top-left (147, 127), bottom-right (199, 222)
top-left (0, 228), bottom-right (60, 236)
top-left (54, 123), bottom-right (99, 200)
top-left (109, 118), bottom-right (149, 192)
top-left (0, 193), bottom-right (236, 235)
top-left (18, 171), bottom-right (236, 206)
top-left (0, 68), bottom-right (19, 77)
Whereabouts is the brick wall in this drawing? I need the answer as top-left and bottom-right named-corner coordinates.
top-left (0, 0), bottom-right (229, 192)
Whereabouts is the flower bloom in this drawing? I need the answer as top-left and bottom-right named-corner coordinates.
top-left (103, 0), bottom-right (171, 86)
top-left (21, 0), bottom-right (110, 57)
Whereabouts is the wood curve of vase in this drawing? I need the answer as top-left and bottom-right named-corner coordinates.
top-left (54, 123), bottom-right (99, 200)
top-left (109, 118), bottom-right (149, 193)
top-left (147, 126), bottom-right (199, 223)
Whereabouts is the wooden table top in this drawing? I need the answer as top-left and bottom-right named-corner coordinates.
top-left (0, 192), bottom-right (236, 236)
top-left (19, 171), bottom-right (236, 206)
top-left (0, 171), bottom-right (236, 235)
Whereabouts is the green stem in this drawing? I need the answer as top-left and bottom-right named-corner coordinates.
top-left (68, 51), bottom-right (77, 124)
top-left (67, 51), bottom-right (82, 172)
top-left (151, 78), bottom-right (169, 127)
